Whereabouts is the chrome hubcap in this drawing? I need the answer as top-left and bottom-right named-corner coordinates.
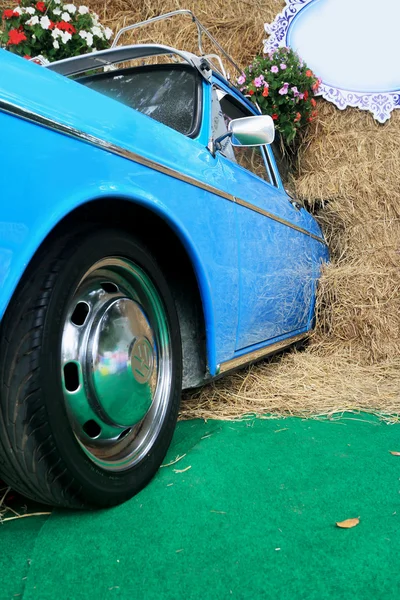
top-left (91, 297), bottom-right (156, 427)
top-left (60, 258), bottom-right (171, 471)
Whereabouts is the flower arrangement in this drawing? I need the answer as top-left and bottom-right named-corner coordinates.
top-left (0, 0), bottom-right (113, 62)
top-left (236, 47), bottom-right (321, 145)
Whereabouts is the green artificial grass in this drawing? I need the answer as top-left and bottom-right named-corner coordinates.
top-left (0, 508), bottom-right (50, 599)
top-left (1, 415), bottom-right (400, 599)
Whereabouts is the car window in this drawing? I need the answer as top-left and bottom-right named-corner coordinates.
top-left (212, 88), bottom-right (274, 185)
top-left (78, 65), bottom-right (200, 137)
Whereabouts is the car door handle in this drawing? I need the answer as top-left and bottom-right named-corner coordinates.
top-left (285, 188), bottom-right (302, 211)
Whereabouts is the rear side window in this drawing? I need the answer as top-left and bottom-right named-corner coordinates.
top-left (78, 65), bottom-right (201, 137)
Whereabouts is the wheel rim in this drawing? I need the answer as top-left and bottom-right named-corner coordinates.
top-left (60, 257), bottom-right (172, 471)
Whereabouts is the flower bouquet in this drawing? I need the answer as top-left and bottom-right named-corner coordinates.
top-left (237, 47), bottom-right (321, 145)
top-left (1, 0), bottom-right (113, 62)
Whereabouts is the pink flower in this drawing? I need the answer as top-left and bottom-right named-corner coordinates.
top-left (280, 63), bottom-right (287, 70)
top-left (291, 86), bottom-right (300, 97)
top-left (237, 73), bottom-right (246, 85)
top-left (271, 65), bottom-right (279, 74)
top-left (253, 75), bottom-right (264, 88)
top-left (312, 77), bottom-right (322, 92)
top-left (278, 83), bottom-right (289, 95)
top-left (298, 92), bottom-right (305, 100)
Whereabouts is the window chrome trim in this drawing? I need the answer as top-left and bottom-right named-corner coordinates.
top-left (47, 44), bottom-right (201, 78)
top-left (0, 98), bottom-right (327, 246)
top-left (77, 63), bottom-right (203, 140)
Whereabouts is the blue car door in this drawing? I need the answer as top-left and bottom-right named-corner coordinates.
top-left (211, 86), bottom-right (315, 350)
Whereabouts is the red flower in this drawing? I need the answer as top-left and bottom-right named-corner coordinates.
top-left (7, 28), bottom-right (27, 45)
top-left (303, 90), bottom-right (309, 101)
top-left (312, 110), bottom-right (318, 118)
top-left (262, 86), bottom-right (269, 97)
top-left (272, 113), bottom-right (278, 120)
top-left (248, 89), bottom-right (254, 96)
top-left (49, 20), bottom-right (55, 29)
top-left (311, 98), bottom-right (317, 107)
top-left (36, 1), bottom-right (46, 12)
top-left (23, 54), bottom-right (31, 59)
top-left (294, 112), bottom-right (301, 123)
top-left (3, 9), bottom-right (19, 18)
top-left (56, 20), bottom-right (76, 34)
top-left (306, 69), bottom-right (313, 77)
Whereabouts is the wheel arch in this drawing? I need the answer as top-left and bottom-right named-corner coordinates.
top-left (16, 197), bottom-right (212, 389)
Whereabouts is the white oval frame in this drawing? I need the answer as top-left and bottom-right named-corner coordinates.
top-left (264, 0), bottom-right (400, 123)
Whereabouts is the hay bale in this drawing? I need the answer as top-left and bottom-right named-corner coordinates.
top-left (298, 102), bottom-right (400, 365)
top-left (85, 0), bottom-right (283, 67)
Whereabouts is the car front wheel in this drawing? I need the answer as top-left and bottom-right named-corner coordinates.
top-left (0, 227), bottom-right (182, 508)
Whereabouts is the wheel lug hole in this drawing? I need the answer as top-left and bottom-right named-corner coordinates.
top-left (118, 427), bottom-right (131, 440)
top-left (64, 362), bottom-right (80, 392)
top-left (71, 301), bottom-right (90, 326)
top-left (100, 282), bottom-right (119, 294)
top-left (83, 420), bottom-right (102, 439)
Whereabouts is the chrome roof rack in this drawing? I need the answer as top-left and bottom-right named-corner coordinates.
top-left (47, 9), bottom-right (241, 81)
top-left (111, 9), bottom-right (241, 80)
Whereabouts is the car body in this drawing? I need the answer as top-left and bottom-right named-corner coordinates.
top-left (0, 48), bottom-right (328, 378)
top-left (0, 18), bottom-right (328, 508)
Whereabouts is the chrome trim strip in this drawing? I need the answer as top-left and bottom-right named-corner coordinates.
top-left (0, 98), bottom-right (232, 203)
top-left (0, 98), bottom-right (326, 246)
top-left (234, 198), bottom-right (325, 244)
top-left (219, 332), bottom-right (309, 374)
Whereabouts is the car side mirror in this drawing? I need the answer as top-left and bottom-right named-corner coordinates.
top-left (229, 115), bottom-right (275, 146)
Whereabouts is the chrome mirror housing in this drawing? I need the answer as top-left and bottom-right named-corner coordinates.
top-left (229, 115), bottom-right (275, 146)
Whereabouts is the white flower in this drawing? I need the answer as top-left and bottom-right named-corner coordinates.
top-left (26, 16), bottom-right (39, 26)
top-left (104, 27), bottom-right (113, 40)
top-left (79, 30), bottom-right (88, 39)
top-left (32, 34), bottom-right (36, 40)
top-left (13, 6), bottom-right (22, 15)
top-left (61, 11), bottom-right (71, 21)
top-left (53, 40), bottom-right (60, 49)
top-left (92, 11), bottom-right (99, 23)
top-left (85, 31), bottom-right (93, 47)
top-left (25, 6), bottom-right (35, 13)
top-left (91, 25), bottom-right (103, 38)
top-left (63, 3), bottom-right (77, 13)
top-left (40, 15), bottom-right (51, 30)
top-left (60, 31), bottom-right (72, 43)
top-left (78, 5), bottom-right (89, 14)
top-left (52, 28), bottom-right (62, 39)
top-left (53, 8), bottom-right (61, 15)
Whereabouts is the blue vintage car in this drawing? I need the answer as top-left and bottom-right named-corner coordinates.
top-left (0, 11), bottom-right (328, 508)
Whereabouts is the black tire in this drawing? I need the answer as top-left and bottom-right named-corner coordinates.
top-left (0, 227), bottom-right (182, 509)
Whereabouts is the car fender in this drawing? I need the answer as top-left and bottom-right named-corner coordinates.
top-left (0, 175), bottom-right (217, 371)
